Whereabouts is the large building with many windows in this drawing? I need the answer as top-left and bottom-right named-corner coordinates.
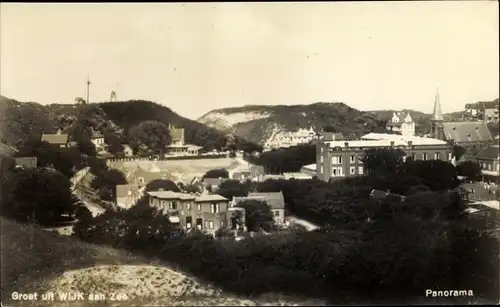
top-left (147, 190), bottom-right (232, 235)
top-left (315, 133), bottom-right (452, 181)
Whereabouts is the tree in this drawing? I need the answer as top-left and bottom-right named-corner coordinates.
top-left (2, 168), bottom-right (78, 224)
top-left (400, 160), bottom-right (459, 191)
top-left (218, 179), bottom-right (249, 200)
top-left (145, 179), bottom-right (180, 192)
top-left (456, 161), bottom-right (482, 181)
top-left (452, 145), bottom-right (466, 161)
top-left (256, 144), bottom-right (316, 174)
top-left (323, 125), bottom-right (337, 133)
top-left (235, 199), bottom-right (275, 232)
top-left (73, 196), bottom-right (183, 250)
top-left (362, 148), bottom-right (405, 174)
top-left (203, 168), bottom-right (229, 179)
top-left (15, 140), bottom-right (78, 178)
top-left (129, 121), bottom-right (171, 157)
top-left (103, 131), bottom-right (124, 155)
top-left (91, 169), bottom-right (127, 201)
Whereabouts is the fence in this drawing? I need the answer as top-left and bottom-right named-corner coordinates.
top-left (106, 154), bottom-right (228, 165)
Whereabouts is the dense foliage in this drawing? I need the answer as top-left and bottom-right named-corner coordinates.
top-left (145, 179), bottom-right (181, 192)
top-left (235, 199), bottom-right (276, 232)
top-left (73, 184), bottom-right (499, 304)
top-left (90, 169), bottom-right (127, 201)
top-left (99, 100), bottom-right (261, 152)
top-left (202, 168), bottom-right (229, 179)
top-left (128, 120), bottom-right (172, 156)
top-left (217, 179), bottom-right (250, 199)
top-left (456, 161), bottom-right (482, 181)
top-left (250, 144), bottom-right (316, 174)
top-left (361, 148), bottom-right (406, 174)
top-left (1, 166), bottom-right (79, 224)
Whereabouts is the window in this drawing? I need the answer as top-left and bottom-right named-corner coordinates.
top-left (169, 202), bottom-right (177, 210)
top-left (448, 153), bottom-right (452, 161)
top-left (204, 220), bottom-right (209, 229)
top-left (358, 156), bottom-right (363, 164)
top-left (320, 165), bottom-right (324, 174)
top-left (320, 155), bottom-right (324, 163)
top-left (274, 210), bottom-right (280, 216)
top-left (331, 156), bottom-right (337, 165)
top-left (127, 190), bottom-right (132, 196)
top-left (186, 203), bottom-right (191, 210)
top-left (332, 168), bottom-right (337, 176)
top-left (338, 156), bottom-right (343, 164)
top-left (358, 166), bottom-right (363, 175)
top-left (209, 221), bottom-right (214, 229)
top-left (350, 166), bottom-right (355, 175)
top-left (197, 204), bottom-right (201, 211)
top-left (423, 153), bottom-right (428, 161)
top-left (196, 218), bottom-right (203, 229)
top-left (350, 155), bottom-right (355, 163)
top-left (434, 152), bottom-right (440, 160)
top-left (210, 203), bottom-right (220, 213)
top-left (411, 153), bottom-right (416, 160)
top-left (338, 167), bottom-right (343, 176)
top-left (186, 216), bottom-right (192, 229)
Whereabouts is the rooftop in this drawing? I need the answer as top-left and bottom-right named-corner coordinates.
top-left (360, 133), bottom-right (447, 145)
top-left (442, 121), bottom-right (493, 143)
top-left (14, 157), bottom-right (38, 169)
top-left (247, 192), bottom-right (285, 209)
top-left (41, 133), bottom-right (69, 145)
top-left (476, 145), bottom-right (500, 160)
top-left (116, 184), bottom-right (143, 198)
top-left (0, 142), bottom-right (18, 157)
top-left (146, 191), bottom-right (228, 202)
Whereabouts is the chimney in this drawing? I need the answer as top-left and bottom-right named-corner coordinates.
top-left (344, 142), bottom-right (349, 147)
top-left (408, 141), bottom-right (412, 146)
top-left (390, 141), bottom-right (395, 147)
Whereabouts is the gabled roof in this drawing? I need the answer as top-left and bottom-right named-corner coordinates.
top-left (247, 192), bottom-right (285, 209)
top-left (477, 99), bottom-right (499, 110)
top-left (41, 133), bottom-right (68, 145)
top-left (476, 145), bottom-right (500, 160)
top-left (147, 190), bottom-right (196, 200)
top-left (442, 121), bottom-right (493, 143)
top-left (15, 157), bottom-right (38, 169)
top-left (388, 112), bottom-right (413, 124)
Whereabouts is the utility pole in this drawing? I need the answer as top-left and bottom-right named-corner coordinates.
top-left (86, 74), bottom-right (91, 104)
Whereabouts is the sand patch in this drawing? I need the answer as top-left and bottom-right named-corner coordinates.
top-left (44, 265), bottom-right (326, 306)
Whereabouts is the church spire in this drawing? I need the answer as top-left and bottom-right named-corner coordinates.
top-left (431, 87), bottom-right (444, 121)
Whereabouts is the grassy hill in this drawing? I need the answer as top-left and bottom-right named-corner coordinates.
top-left (0, 217), bottom-right (326, 306)
top-left (198, 102), bottom-right (385, 145)
top-left (0, 96), bottom-right (260, 152)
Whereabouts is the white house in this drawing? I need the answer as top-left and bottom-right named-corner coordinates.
top-left (386, 112), bottom-right (415, 136)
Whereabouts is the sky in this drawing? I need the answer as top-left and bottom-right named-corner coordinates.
top-left (1, 2), bottom-right (498, 120)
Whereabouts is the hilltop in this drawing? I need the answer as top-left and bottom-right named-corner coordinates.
top-left (0, 96), bottom-right (260, 152)
top-left (197, 102), bottom-right (385, 145)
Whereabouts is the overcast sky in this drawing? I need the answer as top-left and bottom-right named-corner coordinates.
top-left (1, 2), bottom-right (498, 120)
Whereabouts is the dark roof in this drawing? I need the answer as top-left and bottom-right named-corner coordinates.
top-left (15, 157), bottom-right (38, 169)
top-left (442, 121), bottom-right (493, 143)
top-left (41, 133), bottom-right (69, 145)
top-left (0, 142), bottom-right (18, 157)
top-left (476, 145), bottom-right (499, 160)
top-left (91, 131), bottom-right (103, 139)
top-left (247, 192), bottom-right (285, 209)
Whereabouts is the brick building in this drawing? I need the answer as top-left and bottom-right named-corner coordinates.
top-left (315, 133), bottom-right (451, 182)
top-left (147, 191), bottom-right (231, 235)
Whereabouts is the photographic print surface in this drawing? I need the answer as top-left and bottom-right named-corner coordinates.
top-left (1, 2), bottom-right (499, 306)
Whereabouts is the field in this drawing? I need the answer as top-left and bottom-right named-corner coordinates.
top-left (108, 157), bottom-right (243, 183)
top-left (0, 218), bottom-right (326, 306)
